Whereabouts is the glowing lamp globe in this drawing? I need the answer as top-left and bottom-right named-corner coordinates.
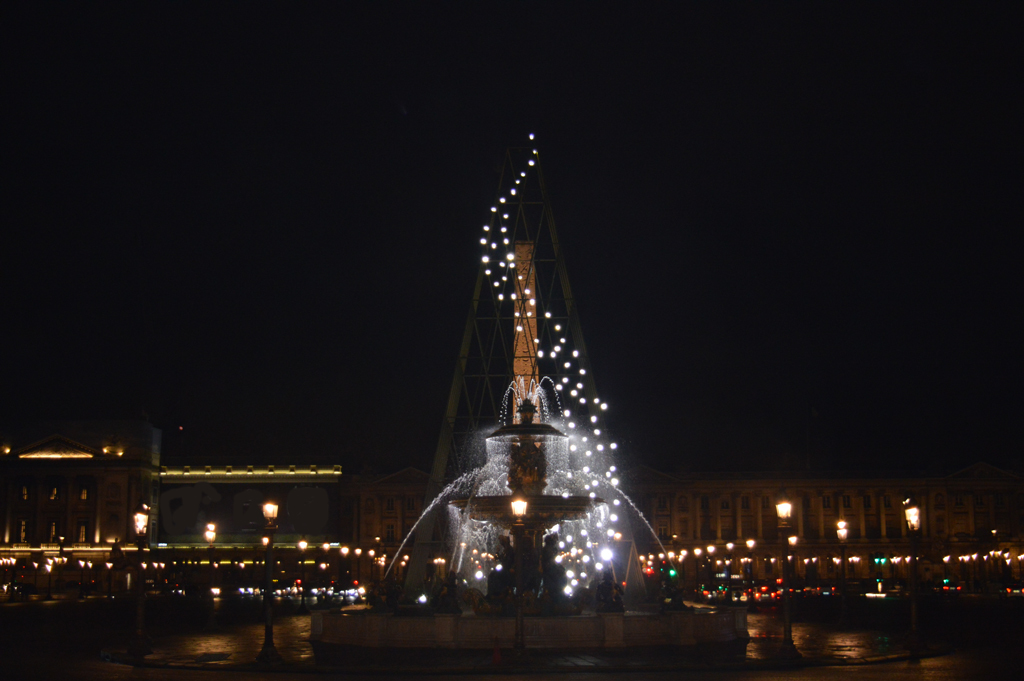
top-left (340, 547), bottom-right (349, 556)
top-left (133, 503), bottom-right (150, 537)
top-left (775, 491), bottom-right (793, 521)
top-left (746, 539), bottom-right (756, 549)
top-left (903, 497), bottom-right (921, 532)
top-left (298, 539), bottom-right (308, 551)
top-left (836, 520), bottom-right (848, 542)
top-left (205, 524), bottom-right (216, 544)
top-left (510, 487), bottom-right (528, 518)
top-left (262, 502), bottom-right (279, 522)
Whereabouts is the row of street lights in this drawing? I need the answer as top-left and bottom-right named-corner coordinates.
top-left (774, 490), bottom-right (924, 659)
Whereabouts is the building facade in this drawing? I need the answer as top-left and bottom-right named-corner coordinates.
top-left (629, 462), bottom-right (1024, 589)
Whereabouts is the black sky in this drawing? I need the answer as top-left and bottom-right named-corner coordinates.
top-left (2, 4), bottom-right (1022, 475)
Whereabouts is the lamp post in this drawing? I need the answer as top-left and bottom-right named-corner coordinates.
top-left (354, 548), bottom-right (362, 586)
top-left (903, 496), bottom-right (922, 656)
top-left (836, 520), bottom-right (849, 624)
top-left (775, 490), bottom-right (801, 660)
top-left (128, 502), bottom-right (152, 659)
top-left (204, 523), bottom-right (219, 629)
top-left (57, 535), bottom-right (66, 596)
top-left (706, 545), bottom-right (716, 596)
top-left (105, 562), bottom-right (114, 598)
top-left (257, 502), bottom-right (283, 665)
top-left (297, 539), bottom-right (309, 614)
top-left (321, 543), bottom-right (332, 605)
top-left (511, 487), bottom-right (528, 654)
top-left (746, 539), bottom-right (756, 590)
top-left (340, 546), bottom-right (350, 588)
top-left (44, 561), bottom-right (53, 600)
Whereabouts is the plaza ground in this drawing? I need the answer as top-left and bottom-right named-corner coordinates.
top-left (0, 592), bottom-right (1021, 679)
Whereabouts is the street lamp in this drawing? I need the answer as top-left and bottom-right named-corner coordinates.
top-left (354, 548), bottom-right (362, 585)
top-left (128, 502), bottom-right (152, 659)
top-left (256, 502), bottom-right (282, 665)
top-left (297, 539), bottom-right (309, 614)
top-left (204, 523), bottom-right (219, 629)
top-left (510, 487), bottom-right (528, 653)
top-left (836, 520), bottom-right (849, 624)
top-left (746, 540), bottom-right (756, 589)
top-left (903, 496), bottom-right (922, 656)
top-left (775, 490), bottom-right (800, 660)
top-left (44, 561), bottom-right (53, 600)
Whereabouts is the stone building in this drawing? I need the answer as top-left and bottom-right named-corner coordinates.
top-left (0, 421), bottom-right (161, 593)
top-left (629, 462), bottom-right (1024, 589)
top-left (1, 421), bottom-right (161, 551)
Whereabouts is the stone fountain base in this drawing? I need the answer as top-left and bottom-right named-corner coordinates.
top-left (309, 609), bottom-right (746, 660)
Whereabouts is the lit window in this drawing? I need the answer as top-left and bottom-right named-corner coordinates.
top-left (21, 486), bottom-right (28, 501)
top-left (80, 486), bottom-right (89, 501)
top-left (50, 487), bottom-right (59, 501)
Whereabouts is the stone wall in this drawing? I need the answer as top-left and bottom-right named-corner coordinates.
top-left (311, 608), bottom-right (745, 653)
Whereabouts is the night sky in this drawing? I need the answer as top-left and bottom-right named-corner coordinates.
top-left (3, 5), bottom-right (1021, 475)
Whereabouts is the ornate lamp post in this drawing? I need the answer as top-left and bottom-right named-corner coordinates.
top-left (204, 523), bottom-right (219, 629)
top-left (57, 535), bottom-right (66, 595)
top-left (340, 546), bottom-right (350, 588)
top-left (775, 490), bottom-right (801, 660)
top-left (128, 502), bottom-right (152, 659)
top-left (44, 561), bottom-right (53, 600)
top-left (297, 539), bottom-right (309, 614)
top-left (510, 487), bottom-right (528, 654)
top-left (836, 520), bottom-right (849, 624)
top-left (903, 496), bottom-right (922, 656)
top-left (354, 548), bottom-right (362, 585)
top-left (746, 539), bottom-right (756, 590)
top-left (105, 562), bottom-right (114, 598)
top-left (257, 502), bottom-right (283, 664)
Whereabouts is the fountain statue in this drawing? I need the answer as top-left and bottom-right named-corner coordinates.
top-left (450, 398), bottom-right (599, 630)
top-left (309, 146), bottom-right (747, 658)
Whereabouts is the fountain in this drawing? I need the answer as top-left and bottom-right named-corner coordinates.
top-left (309, 144), bottom-right (747, 659)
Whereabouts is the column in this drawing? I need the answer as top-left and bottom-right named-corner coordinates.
top-left (880, 492), bottom-right (888, 540)
top-left (858, 495), bottom-right (867, 541)
top-left (796, 493), bottom-right (805, 539)
top-left (817, 494), bottom-right (825, 539)
top-left (756, 495), bottom-right (764, 540)
top-left (899, 492), bottom-right (907, 538)
top-left (715, 496), bottom-right (722, 541)
top-left (735, 494), bottom-right (742, 539)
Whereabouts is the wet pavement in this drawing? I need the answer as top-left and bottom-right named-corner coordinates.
top-left (104, 606), bottom-right (936, 672)
top-left (2, 594), bottom-right (1022, 679)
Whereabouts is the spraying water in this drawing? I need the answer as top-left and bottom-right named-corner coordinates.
top-left (383, 470), bottom-right (480, 579)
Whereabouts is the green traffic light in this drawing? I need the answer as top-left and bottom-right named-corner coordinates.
top-left (669, 569), bottom-right (677, 577)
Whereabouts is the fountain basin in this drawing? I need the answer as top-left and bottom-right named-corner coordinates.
top-left (449, 494), bottom-right (599, 530)
top-left (309, 608), bottom-right (747, 658)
